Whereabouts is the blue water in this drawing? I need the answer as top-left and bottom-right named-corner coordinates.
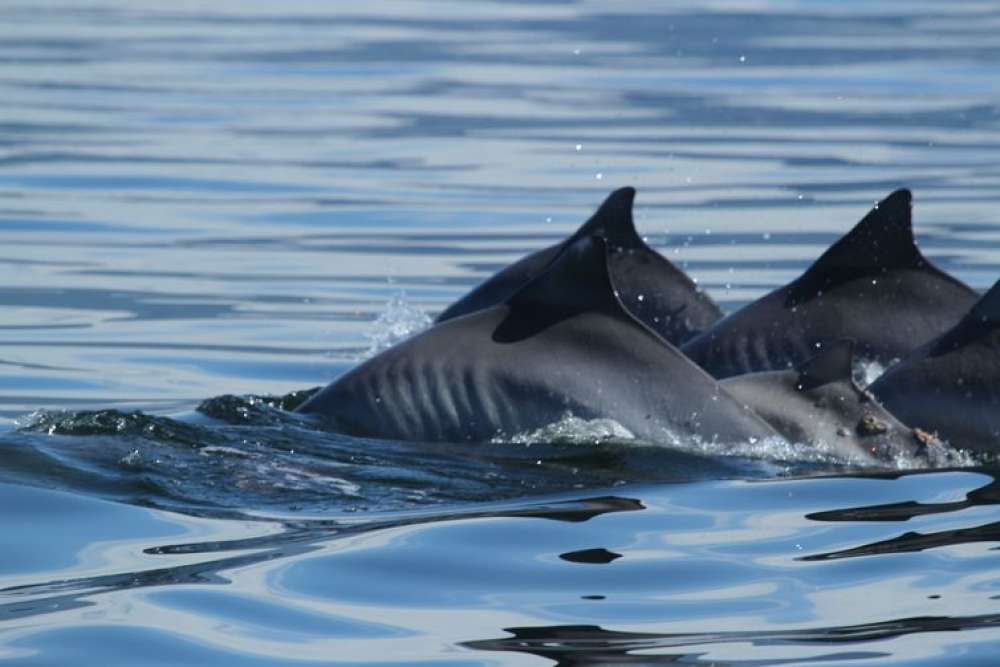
top-left (2, 1), bottom-right (1000, 664)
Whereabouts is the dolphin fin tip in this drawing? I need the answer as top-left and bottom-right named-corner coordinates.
top-left (970, 278), bottom-right (1000, 325)
top-left (797, 338), bottom-right (855, 388)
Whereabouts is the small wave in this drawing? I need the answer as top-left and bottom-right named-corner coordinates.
top-left (363, 292), bottom-right (432, 358)
top-left (680, 433), bottom-right (979, 472)
top-left (18, 408), bottom-right (212, 447)
top-left (196, 388), bottom-right (320, 425)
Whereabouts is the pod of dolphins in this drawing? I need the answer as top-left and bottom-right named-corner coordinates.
top-left (297, 188), bottom-right (1000, 464)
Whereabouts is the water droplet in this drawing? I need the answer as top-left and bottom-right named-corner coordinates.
top-left (762, 232), bottom-right (771, 240)
top-left (738, 54), bottom-right (746, 63)
top-left (545, 216), bottom-right (552, 223)
top-left (575, 143), bottom-right (582, 151)
top-left (595, 172), bottom-right (603, 180)
top-left (572, 48), bottom-right (581, 55)
top-left (637, 294), bottom-right (645, 302)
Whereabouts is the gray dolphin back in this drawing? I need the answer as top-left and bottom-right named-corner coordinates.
top-left (299, 235), bottom-right (777, 446)
top-left (721, 339), bottom-right (926, 463)
top-left (682, 189), bottom-right (978, 378)
top-left (870, 280), bottom-right (1000, 453)
top-left (435, 187), bottom-right (722, 345)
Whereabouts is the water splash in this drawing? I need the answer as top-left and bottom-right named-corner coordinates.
top-left (492, 412), bottom-right (980, 472)
top-left (363, 293), bottom-right (432, 358)
top-left (495, 413), bottom-right (636, 446)
top-left (854, 357), bottom-right (893, 387)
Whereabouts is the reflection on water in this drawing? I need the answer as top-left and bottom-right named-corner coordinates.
top-left (6, 472), bottom-right (1000, 664)
top-left (2, 0), bottom-right (1000, 664)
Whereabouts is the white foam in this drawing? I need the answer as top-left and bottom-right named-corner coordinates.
top-left (494, 412), bottom-right (636, 446)
top-left (493, 412), bottom-right (981, 471)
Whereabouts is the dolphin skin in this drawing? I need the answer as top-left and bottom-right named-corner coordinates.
top-left (298, 235), bottom-right (778, 446)
top-left (681, 189), bottom-right (978, 379)
top-left (869, 280), bottom-right (1000, 453)
top-left (721, 339), bottom-right (931, 464)
top-left (436, 187), bottom-right (722, 345)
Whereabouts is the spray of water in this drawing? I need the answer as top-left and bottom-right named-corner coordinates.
top-left (363, 293), bottom-right (433, 358)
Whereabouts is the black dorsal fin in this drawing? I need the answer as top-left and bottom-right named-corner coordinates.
top-left (965, 279), bottom-right (1000, 329)
top-left (494, 235), bottom-right (618, 342)
top-left (436, 187), bottom-right (637, 325)
top-left (797, 339), bottom-right (855, 389)
top-left (930, 279), bottom-right (1000, 354)
top-left (571, 187), bottom-right (639, 248)
top-left (786, 189), bottom-right (920, 304)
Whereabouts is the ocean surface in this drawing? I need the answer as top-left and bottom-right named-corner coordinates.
top-left (1, 1), bottom-right (1000, 664)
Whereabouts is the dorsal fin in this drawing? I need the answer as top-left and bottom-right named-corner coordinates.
top-left (571, 186), bottom-right (639, 248)
top-left (494, 235), bottom-right (618, 342)
top-left (786, 189), bottom-right (920, 304)
top-left (797, 339), bottom-right (855, 389)
top-left (930, 279), bottom-right (1000, 354)
top-left (965, 279), bottom-right (1000, 329)
top-left (435, 187), bottom-right (637, 325)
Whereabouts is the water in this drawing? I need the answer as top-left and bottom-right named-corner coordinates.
top-left (1, 1), bottom-right (1000, 663)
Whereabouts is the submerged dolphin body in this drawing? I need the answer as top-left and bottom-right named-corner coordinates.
top-left (721, 339), bottom-right (930, 464)
top-left (681, 190), bottom-right (978, 379)
top-left (870, 280), bottom-right (1000, 453)
top-left (435, 187), bottom-right (722, 345)
top-left (298, 236), bottom-right (778, 446)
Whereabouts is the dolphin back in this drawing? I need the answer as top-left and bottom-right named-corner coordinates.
top-left (435, 188), bottom-right (722, 345)
top-left (870, 280), bottom-right (1000, 452)
top-left (682, 190), bottom-right (978, 378)
top-left (300, 235), bottom-right (776, 446)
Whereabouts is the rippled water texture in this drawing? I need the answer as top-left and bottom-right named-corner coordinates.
top-left (2, 1), bottom-right (1000, 664)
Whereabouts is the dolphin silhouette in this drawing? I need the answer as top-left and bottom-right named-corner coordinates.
top-left (298, 235), bottom-right (778, 446)
top-left (681, 189), bottom-right (977, 378)
top-left (436, 187), bottom-right (722, 345)
top-left (869, 280), bottom-right (1000, 453)
top-left (721, 339), bottom-right (931, 464)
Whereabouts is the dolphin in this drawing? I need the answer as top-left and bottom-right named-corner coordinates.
top-left (298, 235), bottom-right (779, 446)
top-left (869, 279), bottom-right (1000, 453)
top-left (681, 189), bottom-right (978, 379)
top-left (436, 187), bottom-right (723, 345)
top-left (721, 339), bottom-right (932, 464)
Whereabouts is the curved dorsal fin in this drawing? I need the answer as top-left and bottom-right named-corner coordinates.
top-left (571, 186), bottom-right (639, 248)
top-left (930, 279), bottom-right (1000, 354)
top-left (786, 189), bottom-right (919, 305)
top-left (797, 339), bottom-right (855, 389)
top-left (965, 279), bottom-right (1000, 329)
top-left (495, 235), bottom-right (617, 342)
top-left (435, 187), bottom-right (638, 326)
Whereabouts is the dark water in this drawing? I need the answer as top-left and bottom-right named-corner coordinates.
top-left (2, 1), bottom-right (1000, 664)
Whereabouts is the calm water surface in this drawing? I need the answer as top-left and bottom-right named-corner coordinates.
top-left (2, 1), bottom-right (1000, 664)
